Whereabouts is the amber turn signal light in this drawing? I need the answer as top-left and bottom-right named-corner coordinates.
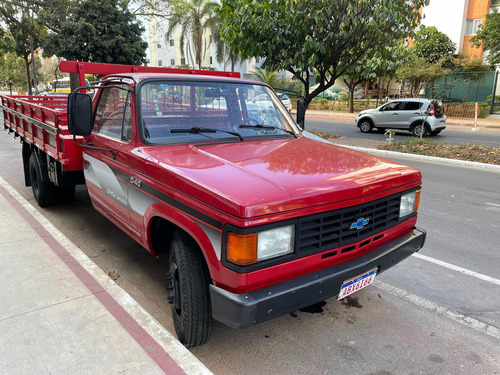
top-left (415, 189), bottom-right (421, 212)
top-left (227, 233), bottom-right (257, 265)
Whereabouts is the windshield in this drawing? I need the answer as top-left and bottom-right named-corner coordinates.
top-left (139, 80), bottom-right (299, 144)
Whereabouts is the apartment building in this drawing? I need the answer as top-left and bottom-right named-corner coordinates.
top-left (422, 0), bottom-right (500, 60)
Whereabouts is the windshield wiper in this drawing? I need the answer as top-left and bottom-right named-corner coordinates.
top-left (239, 124), bottom-right (297, 138)
top-left (170, 127), bottom-right (244, 141)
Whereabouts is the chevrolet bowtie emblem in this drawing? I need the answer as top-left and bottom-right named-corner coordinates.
top-left (350, 218), bottom-right (370, 230)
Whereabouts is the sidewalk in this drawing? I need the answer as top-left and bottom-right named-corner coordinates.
top-left (0, 177), bottom-right (212, 375)
top-left (304, 109), bottom-right (500, 130)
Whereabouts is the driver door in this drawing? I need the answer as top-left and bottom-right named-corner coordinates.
top-left (376, 101), bottom-right (404, 127)
top-left (83, 83), bottom-right (136, 235)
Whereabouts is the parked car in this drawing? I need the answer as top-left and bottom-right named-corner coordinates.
top-left (277, 93), bottom-right (292, 111)
top-left (355, 98), bottom-right (446, 136)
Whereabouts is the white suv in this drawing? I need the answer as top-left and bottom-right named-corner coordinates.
top-left (355, 98), bottom-right (446, 136)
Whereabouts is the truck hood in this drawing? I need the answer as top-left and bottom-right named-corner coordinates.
top-left (141, 137), bottom-right (421, 218)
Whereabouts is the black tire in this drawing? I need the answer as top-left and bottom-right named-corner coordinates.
top-left (430, 130), bottom-right (442, 136)
top-left (56, 185), bottom-right (76, 204)
top-left (29, 153), bottom-right (55, 207)
top-left (358, 118), bottom-right (373, 133)
top-left (167, 231), bottom-right (212, 347)
top-left (411, 122), bottom-right (429, 137)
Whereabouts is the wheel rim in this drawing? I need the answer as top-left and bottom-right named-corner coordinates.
top-left (169, 260), bottom-right (182, 315)
top-left (360, 121), bottom-right (371, 132)
top-left (414, 124), bottom-right (423, 136)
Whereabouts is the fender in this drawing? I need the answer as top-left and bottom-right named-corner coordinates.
top-left (143, 202), bottom-right (223, 281)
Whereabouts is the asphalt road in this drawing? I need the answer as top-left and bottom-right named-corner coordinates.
top-left (305, 117), bottom-right (500, 148)
top-left (0, 129), bottom-right (499, 374)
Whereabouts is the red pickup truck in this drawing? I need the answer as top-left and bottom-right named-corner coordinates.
top-left (1, 61), bottom-right (426, 347)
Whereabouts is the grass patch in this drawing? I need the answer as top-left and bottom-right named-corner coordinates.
top-left (308, 130), bottom-right (341, 140)
top-left (378, 138), bottom-right (500, 165)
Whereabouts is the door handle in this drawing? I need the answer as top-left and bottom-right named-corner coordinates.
top-left (392, 113), bottom-right (398, 116)
top-left (413, 112), bottom-right (420, 114)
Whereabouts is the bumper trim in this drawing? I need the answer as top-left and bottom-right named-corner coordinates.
top-left (210, 228), bottom-right (426, 328)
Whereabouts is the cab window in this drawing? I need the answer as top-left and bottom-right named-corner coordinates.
top-left (94, 83), bottom-right (131, 141)
top-left (404, 102), bottom-right (423, 111)
top-left (382, 101), bottom-right (403, 111)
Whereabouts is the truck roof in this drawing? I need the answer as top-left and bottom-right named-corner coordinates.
top-left (59, 60), bottom-right (242, 88)
top-left (103, 72), bottom-right (259, 85)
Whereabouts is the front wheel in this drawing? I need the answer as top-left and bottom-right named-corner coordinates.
top-left (358, 119), bottom-right (373, 133)
top-left (167, 231), bottom-right (212, 347)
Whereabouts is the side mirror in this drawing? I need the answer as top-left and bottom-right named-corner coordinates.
top-left (296, 98), bottom-right (306, 129)
top-left (67, 93), bottom-right (93, 136)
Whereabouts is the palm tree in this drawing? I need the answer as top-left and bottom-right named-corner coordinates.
top-left (251, 67), bottom-right (284, 88)
top-left (166, 0), bottom-right (219, 69)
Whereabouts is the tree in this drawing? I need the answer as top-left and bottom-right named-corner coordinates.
top-left (219, 0), bottom-right (428, 121)
top-left (470, 11), bottom-right (500, 65)
top-left (251, 67), bottom-right (284, 88)
top-left (0, 53), bottom-right (26, 92)
top-left (0, 1), bottom-right (49, 94)
top-left (42, 0), bottom-right (147, 65)
top-left (396, 56), bottom-right (450, 98)
top-left (411, 26), bottom-right (456, 65)
top-left (166, 0), bottom-right (220, 69)
top-left (342, 43), bottom-right (406, 112)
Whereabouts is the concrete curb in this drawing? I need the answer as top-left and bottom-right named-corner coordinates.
top-left (339, 145), bottom-right (500, 172)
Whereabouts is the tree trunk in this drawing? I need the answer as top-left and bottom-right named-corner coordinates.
top-left (24, 55), bottom-right (32, 95)
top-left (350, 89), bottom-right (355, 113)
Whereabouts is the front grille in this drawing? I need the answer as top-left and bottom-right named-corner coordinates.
top-left (297, 194), bottom-right (403, 255)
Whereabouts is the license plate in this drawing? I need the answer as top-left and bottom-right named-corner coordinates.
top-left (337, 268), bottom-right (377, 300)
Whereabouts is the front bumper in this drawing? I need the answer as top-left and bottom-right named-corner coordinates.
top-left (210, 228), bottom-right (426, 328)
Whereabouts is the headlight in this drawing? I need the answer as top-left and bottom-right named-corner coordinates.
top-left (399, 190), bottom-right (420, 218)
top-left (257, 226), bottom-right (294, 261)
top-left (226, 225), bottom-right (294, 266)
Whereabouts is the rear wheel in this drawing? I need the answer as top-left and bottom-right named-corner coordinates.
top-left (167, 231), bottom-right (212, 347)
top-left (412, 123), bottom-right (429, 137)
top-left (29, 153), bottom-right (55, 207)
top-left (359, 119), bottom-right (373, 133)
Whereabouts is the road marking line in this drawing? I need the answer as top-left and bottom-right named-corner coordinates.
top-left (0, 176), bottom-right (212, 375)
top-left (486, 202), bottom-right (500, 208)
top-left (412, 253), bottom-right (500, 287)
top-left (374, 280), bottom-right (500, 340)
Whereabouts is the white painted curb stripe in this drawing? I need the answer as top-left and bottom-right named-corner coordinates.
top-left (374, 280), bottom-right (500, 340)
top-left (412, 253), bottom-right (500, 287)
top-left (0, 176), bottom-right (212, 375)
top-left (339, 145), bottom-right (500, 172)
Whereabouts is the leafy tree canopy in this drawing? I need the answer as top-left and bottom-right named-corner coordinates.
top-left (42, 0), bottom-right (148, 65)
top-left (342, 42), bottom-right (406, 112)
top-left (396, 55), bottom-right (450, 98)
top-left (411, 26), bottom-right (456, 65)
top-left (470, 11), bottom-right (500, 65)
top-left (0, 53), bottom-right (27, 91)
top-left (219, 0), bottom-right (428, 112)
